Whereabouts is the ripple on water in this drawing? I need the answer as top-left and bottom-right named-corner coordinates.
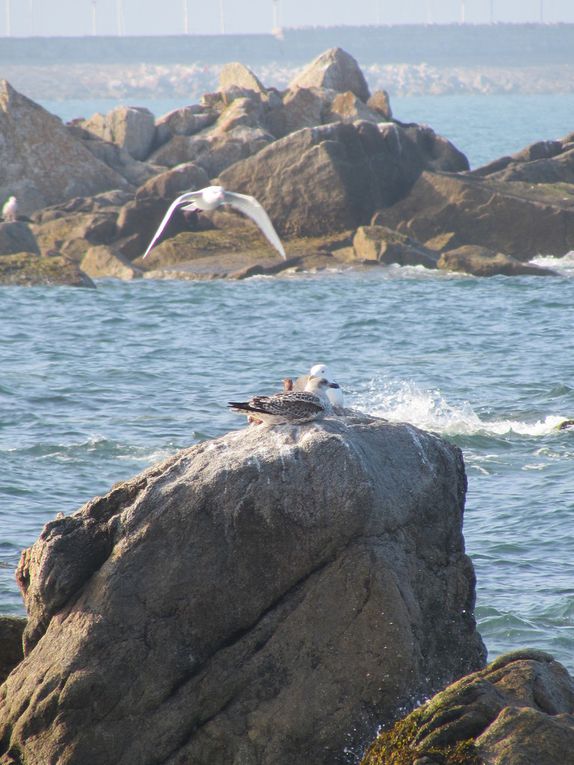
top-left (1, 272), bottom-right (573, 669)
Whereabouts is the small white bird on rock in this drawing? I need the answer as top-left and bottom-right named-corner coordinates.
top-left (229, 376), bottom-right (339, 426)
top-left (142, 185), bottom-right (286, 260)
top-left (2, 196), bottom-right (18, 223)
top-left (293, 363), bottom-right (344, 408)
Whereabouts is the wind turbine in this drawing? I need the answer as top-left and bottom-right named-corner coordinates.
top-left (539, 0), bottom-right (545, 23)
top-left (116, 0), bottom-right (125, 36)
top-left (460, 0), bottom-right (465, 24)
top-left (91, 0), bottom-right (98, 36)
top-left (183, 0), bottom-right (190, 34)
top-left (5, 0), bottom-right (11, 36)
top-left (490, 0), bottom-right (494, 24)
top-left (425, 0), bottom-right (433, 25)
top-left (219, 0), bottom-right (225, 34)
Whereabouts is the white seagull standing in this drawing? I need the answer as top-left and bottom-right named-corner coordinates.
top-left (2, 196), bottom-right (18, 223)
top-left (228, 377), bottom-right (338, 426)
top-left (142, 185), bottom-right (286, 260)
top-left (294, 363), bottom-right (345, 408)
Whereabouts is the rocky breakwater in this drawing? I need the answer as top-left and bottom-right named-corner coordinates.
top-left (1, 45), bottom-right (570, 284)
top-left (0, 411), bottom-right (486, 764)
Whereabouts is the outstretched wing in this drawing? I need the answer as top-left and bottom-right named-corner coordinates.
top-left (142, 190), bottom-right (204, 259)
top-left (224, 191), bottom-right (286, 260)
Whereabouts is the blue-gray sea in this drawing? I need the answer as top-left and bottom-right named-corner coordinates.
top-left (1, 94), bottom-right (574, 676)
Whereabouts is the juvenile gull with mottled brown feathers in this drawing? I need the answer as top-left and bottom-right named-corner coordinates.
top-left (229, 377), bottom-right (339, 425)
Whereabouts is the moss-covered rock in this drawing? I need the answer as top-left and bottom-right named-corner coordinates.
top-left (0, 252), bottom-right (96, 287)
top-left (361, 650), bottom-right (574, 765)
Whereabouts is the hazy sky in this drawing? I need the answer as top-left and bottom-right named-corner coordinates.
top-left (4, 0), bottom-right (574, 37)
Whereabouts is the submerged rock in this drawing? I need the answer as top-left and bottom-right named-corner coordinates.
top-left (0, 413), bottom-right (485, 764)
top-left (361, 650), bottom-right (574, 765)
top-left (438, 244), bottom-right (559, 277)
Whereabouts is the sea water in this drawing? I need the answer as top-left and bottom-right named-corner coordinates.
top-left (1, 262), bottom-right (573, 671)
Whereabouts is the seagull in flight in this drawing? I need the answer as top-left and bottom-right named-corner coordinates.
top-left (229, 376), bottom-right (339, 426)
top-left (142, 185), bottom-right (286, 260)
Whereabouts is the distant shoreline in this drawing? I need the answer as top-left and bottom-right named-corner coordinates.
top-left (1, 24), bottom-right (574, 67)
top-left (2, 24), bottom-right (573, 101)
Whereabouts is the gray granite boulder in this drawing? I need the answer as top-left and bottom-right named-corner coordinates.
top-left (218, 62), bottom-right (267, 96)
top-left (0, 80), bottom-right (128, 214)
top-left (289, 47), bottom-right (370, 102)
top-left (81, 106), bottom-right (156, 161)
top-left (220, 120), bottom-right (468, 238)
top-left (154, 105), bottom-right (218, 147)
top-left (0, 413), bottom-right (485, 765)
top-left (381, 170), bottom-right (574, 260)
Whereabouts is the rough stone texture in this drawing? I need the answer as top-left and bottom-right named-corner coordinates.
top-left (471, 133), bottom-right (574, 185)
top-left (0, 616), bottom-right (25, 685)
top-left (0, 252), bottom-right (96, 287)
top-left (154, 106), bottom-right (218, 147)
top-left (381, 170), bottom-right (574, 260)
top-left (438, 244), bottom-right (558, 277)
top-left (353, 225), bottom-right (439, 268)
top-left (279, 86), bottom-right (333, 136)
top-left (0, 221), bottom-right (40, 256)
top-left (367, 90), bottom-right (393, 120)
top-left (218, 62), bottom-right (266, 96)
top-left (361, 650), bottom-right (574, 765)
top-left (220, 121), bottom-right (468, 238)
top-left (214, 96), bottom-right (265, 134)
top-left (0, 80), bottom-right (128, 214)
top-left (31, 211), bottom-right (118, 258)
top-left (81, 106), bottom-right (156, 161)
top-left (0, 414), bottom-right (485, 765)
top-left (80, 245), bottom-right (141, 280)
top-left (135, 162), bottom-right (209, 201)
top-left (67, 125), bottom-right (158, 187)
top-left (289, 47), bottom-right (370, 102)
top-left (327, 91), bottom-right (382, 124)
top-left (149, 125), bottom-right (273, 176)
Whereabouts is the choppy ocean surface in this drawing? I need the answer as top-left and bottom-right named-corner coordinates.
top-left (2, 257), bottom-right (573, 671)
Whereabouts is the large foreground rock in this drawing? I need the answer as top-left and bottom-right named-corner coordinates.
top-left (0, 414), bottom-right (485, 765)
top-left (220, 121), bottom-right (468, 237)
top-left (0, 80), bottom-right (128, 214)
top-left (361, 650), bottom-right (574, 764)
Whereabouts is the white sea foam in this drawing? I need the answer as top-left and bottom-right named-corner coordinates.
top-left (530, 251), bottom-right (574, 276)
top-left (352, 378), bottom-right (568, 437)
